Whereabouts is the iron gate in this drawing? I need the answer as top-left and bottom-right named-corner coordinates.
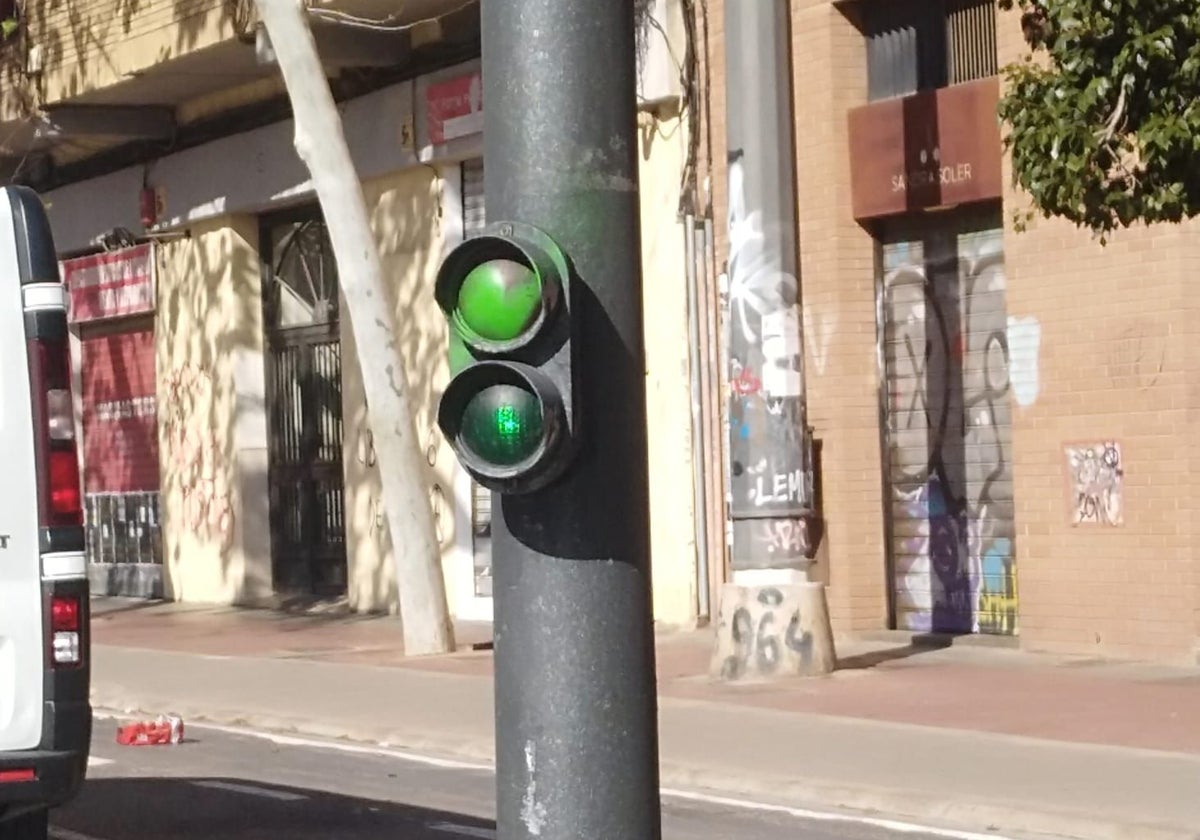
top-left (262, 212), bottom-right (348, 596)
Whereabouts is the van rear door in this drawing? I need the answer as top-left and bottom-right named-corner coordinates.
top-left (0, 187), bottom-right (84, 754)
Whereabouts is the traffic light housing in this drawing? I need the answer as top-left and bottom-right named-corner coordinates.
top-left (435, 221), bottom-right (578, 495)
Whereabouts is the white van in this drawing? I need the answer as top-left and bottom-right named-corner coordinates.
top-left (0, 186), bottom-right (91, 840)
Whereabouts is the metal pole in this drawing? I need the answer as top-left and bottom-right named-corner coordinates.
top-left (685, 215), bottom-right (712, 621)
top-left (482, 0), bottom-right (662, 837)
top-left (724, 0), bottom-right (814, 574)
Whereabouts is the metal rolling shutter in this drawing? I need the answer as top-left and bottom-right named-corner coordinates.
top-left (462, 159), bottom-right (492, 597)
top-left (881, 217), bottom-right (1017, 635)
top-left (80, 323), bottom-right (164, 571)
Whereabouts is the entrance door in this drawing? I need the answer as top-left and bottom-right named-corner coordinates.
top-left (262, 211), bottom-right (347, 597)
top-left (880, 210), bottom-right (1018, 635)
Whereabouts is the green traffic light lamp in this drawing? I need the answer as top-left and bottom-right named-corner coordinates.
top-left (435, 221), bottom-right (578, 494)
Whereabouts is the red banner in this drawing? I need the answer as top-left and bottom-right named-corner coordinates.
top-left (62, 244), bottom-right (156, 324)
top-left (81, 329), bottom-right (160, 494)
top-left (427, 71), bottom-right (483, 145)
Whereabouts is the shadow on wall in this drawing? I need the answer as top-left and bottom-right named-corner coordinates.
top-left (341, 167), bottom-right (457, 615)
top-left (156, 217), bottom-right (262, 605)
top-left (26, 0), bottom-right (253, 102)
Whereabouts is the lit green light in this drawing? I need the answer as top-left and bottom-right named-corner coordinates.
top-left (461, 384), bottom-right (544, 466)
top-left (457, 259), bottom-right (542, 342)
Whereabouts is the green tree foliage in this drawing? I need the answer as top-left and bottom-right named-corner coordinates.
top-left (997, 0), bottom-right (1200, 240)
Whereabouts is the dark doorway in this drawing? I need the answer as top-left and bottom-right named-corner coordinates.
top-left (261, 208), bottom-right (347, 597)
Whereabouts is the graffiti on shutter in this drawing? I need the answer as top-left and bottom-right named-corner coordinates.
top-left (881, 219), bottom-right (1017, 635)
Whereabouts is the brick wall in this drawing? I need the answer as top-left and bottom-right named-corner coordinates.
top-left (790, 0), bottom-right (886, 630)
top-left (997, 6), bottom-right (1200, 662)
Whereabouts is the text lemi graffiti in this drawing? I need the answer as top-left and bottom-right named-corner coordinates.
top-left (750, 468), bottom-right (805, 507)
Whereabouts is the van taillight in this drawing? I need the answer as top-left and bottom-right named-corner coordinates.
top-left (49, 449), bottom-right (82, 519)
top-left (29, 337), bottom-right (82, 528)
top-left (52, 595), bottom-right (80, 631)
top-left (50, 594), bottom-right (82, 667)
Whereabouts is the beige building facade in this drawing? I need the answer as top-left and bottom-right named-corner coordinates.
top-left (6, 1), bottom-right (708, 630)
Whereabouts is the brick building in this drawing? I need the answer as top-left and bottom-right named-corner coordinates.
top-left (697, 0), bottom-right (1200, 663)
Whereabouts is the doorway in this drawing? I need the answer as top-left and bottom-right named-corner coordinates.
top-left (261, 209), bottom-right (348, 597)
top-left (879, 208), bottom-right (1018, 635)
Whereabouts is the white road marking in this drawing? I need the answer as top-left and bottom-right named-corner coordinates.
top-left (49, 828), bottom-right (107, 840)
top-left (428, 823), bottom-right (496, 839)
top-left (87, 756), bottom-right (114, 768)
top-left (191, 780), bottom-right (308, 802)
top-left (169, 719), bottom-right (491, 771)
top-left (97, 715), bottom-right (1019, 840)
top-left (660, 788), bottom-right (1018, 840)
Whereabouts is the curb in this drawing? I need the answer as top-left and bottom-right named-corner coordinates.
top-left (91, 690), bottom-right (1196, 840)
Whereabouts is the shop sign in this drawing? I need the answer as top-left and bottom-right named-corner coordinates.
top-left (847, 77), bottom-right (1004, 220)
top-left (427, 70), bottom-right (483, 145)
top-left (62, 243), bottom-right (156, 324)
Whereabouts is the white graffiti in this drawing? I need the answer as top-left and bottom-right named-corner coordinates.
top-left (726, 156), bottom-right (799, 346)
top-left (1007, 315), bottom-right (1042, 407)
top-left (750, 469), bottom-right (805, 507)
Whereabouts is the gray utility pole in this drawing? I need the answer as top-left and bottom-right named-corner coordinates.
top-left (709, 0), bottom-right (837, 683)
top-left (724, 0), bottom-right (815, 572)
top-left (482, 0), bottom-right (663, 838)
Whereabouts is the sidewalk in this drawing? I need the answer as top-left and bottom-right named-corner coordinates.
top-left (88, 598), bottom-right (1200, 840)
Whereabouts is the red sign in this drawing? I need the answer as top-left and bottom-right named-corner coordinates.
top-left (427, 71), bottom-right (483, 145)
top-left (62, 244), bottom-right (156, 324)
top-left (81, 328), bottom-right (160, 494)
top-left (847, 77), bottom-right (1004, 220)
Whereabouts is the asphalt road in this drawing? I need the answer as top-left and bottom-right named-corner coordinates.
top-left (50, 721), bottom-right (962, 840)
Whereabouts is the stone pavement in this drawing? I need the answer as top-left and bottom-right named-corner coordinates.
top-left (88, 598), bottom-right (1200, 840)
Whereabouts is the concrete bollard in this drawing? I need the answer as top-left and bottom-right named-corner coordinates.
top-left (710, 582), bottom-right (836, 680)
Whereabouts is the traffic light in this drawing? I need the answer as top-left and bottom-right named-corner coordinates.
top-left (435, 221), bottom-right (578, 495)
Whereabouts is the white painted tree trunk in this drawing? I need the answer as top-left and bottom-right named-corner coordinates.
top-left (254, 0), bottom-right (455, 656)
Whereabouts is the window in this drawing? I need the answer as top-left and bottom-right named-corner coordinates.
top-left (946, 0), bottom-right (998, 86)
top-left (863, 0), bottom-right (997, 102)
